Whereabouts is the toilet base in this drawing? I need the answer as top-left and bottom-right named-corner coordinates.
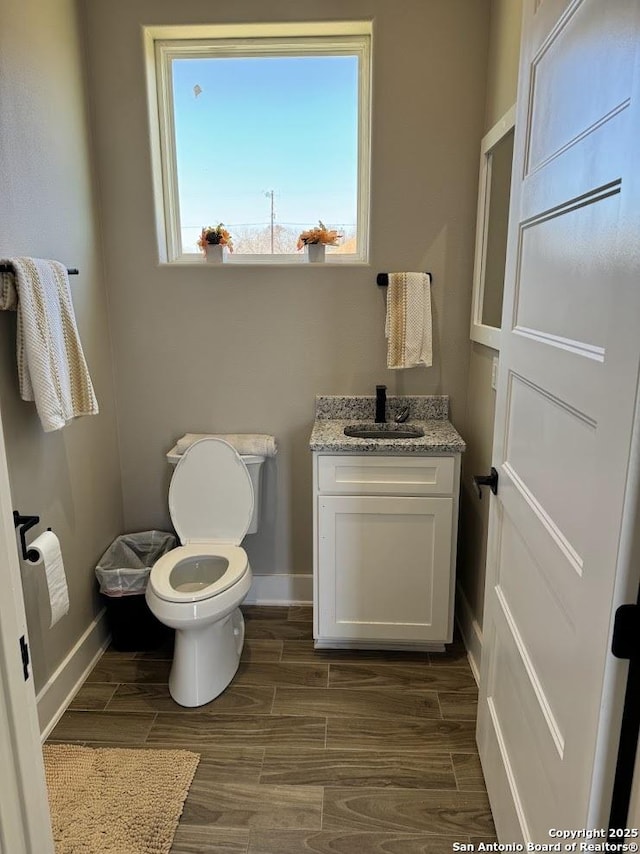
top-left (169, 608), bottom-right (245, 707)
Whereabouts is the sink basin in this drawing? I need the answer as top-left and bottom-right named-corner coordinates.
top-left (343, 424), bottom-right (425, 440)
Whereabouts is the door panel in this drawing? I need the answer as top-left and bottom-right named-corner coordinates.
top-left (487, 613), bottom-right (569, 838)
top-left (497, 511), bottom-right (576, 739)
top-left (478, 0), bottom-right (640, 840)
top-left (515, 190), bottom-right (620, 352)
top-left (526, 0), bottom-right (636, 174)
top-left (504, 370), bottom-right (596, 562)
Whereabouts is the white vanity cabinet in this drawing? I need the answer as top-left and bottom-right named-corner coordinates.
top-left (312, 453), bottom-right (461, 649)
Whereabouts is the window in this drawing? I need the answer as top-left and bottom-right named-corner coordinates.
top-left (147, 22), bottom-right (372, 264)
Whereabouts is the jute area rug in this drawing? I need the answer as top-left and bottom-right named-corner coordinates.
top-left (43, 744), bottom-right (200, 854)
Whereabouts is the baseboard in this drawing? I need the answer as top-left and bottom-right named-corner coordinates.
top-left (244, 573), bottom-right (313, 605)
top-left (37, 609), bottom-right (110, 741)
top-left (315, 639), bottom-right (445, 652)
top-left (456, 581), bottom-right (483, 685)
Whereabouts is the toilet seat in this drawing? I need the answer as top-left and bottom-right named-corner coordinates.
top-left (149, 544), bottom-right (248, 604)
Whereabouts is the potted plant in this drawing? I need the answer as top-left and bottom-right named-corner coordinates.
top-left (296, 221), bottom-right (342, 262)
top-left (198, 224), bottom-right (234, 263)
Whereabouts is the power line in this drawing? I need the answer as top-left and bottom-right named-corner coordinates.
top-left (265, 190), bottom-right (275, 254)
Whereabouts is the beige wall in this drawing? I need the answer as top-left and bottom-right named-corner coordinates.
top-left (484, 0), bottom-right (524, 132)
top-left (81, 0), bottom-right (490, 579)
top-left (0, 0), bottom-right (123, 692)
top-left (457, 0), bottom-right (522, 645)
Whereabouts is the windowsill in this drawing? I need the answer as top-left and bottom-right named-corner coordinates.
top-left (162, 258), bottom-right (371, 268)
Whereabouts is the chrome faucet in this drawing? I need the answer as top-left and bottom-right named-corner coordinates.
top-left (375, 385), bottom-right (387, 423)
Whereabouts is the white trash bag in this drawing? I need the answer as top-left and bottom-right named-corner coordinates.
top-left (95, 531), bottom-right (176, 597)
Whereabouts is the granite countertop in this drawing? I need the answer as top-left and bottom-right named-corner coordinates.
top-left (309, 395), bottom-right (466, 454)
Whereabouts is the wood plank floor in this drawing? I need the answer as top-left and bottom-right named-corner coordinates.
top-left (48, 605), bottom-right (496, 853)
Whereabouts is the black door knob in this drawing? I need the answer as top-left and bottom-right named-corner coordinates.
top-left (473, 467), bottom-right (499, 499)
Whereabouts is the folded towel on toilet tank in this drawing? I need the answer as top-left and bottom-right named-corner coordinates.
top-left (175, 433), bottom-right (278, 457)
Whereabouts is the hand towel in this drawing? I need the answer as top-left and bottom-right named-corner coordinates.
top-left (0, 270), bottom-right (18, 311)
top-left (175, 433), bottom-right (278, 457)
top-left (0, 258), bottom-right (99, 431)
top-left (385, 272), bottom-right (432, 369)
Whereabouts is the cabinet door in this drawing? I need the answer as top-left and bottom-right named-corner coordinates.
top-left (317, 495), bottom-right (453, 643)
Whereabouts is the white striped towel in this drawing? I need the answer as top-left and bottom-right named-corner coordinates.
top-left (175, 433), bottom-right (278, 457)
top-left (0, 258), bottom-right (98, 432)
top-left (385, 272), bottom-right (433, 369)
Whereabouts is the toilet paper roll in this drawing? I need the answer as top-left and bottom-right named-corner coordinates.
top-left (28, 531), bottom-right (69, 628)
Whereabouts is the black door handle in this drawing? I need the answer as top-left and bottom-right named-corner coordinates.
top-left (473, 467), bottom-right (499, 499)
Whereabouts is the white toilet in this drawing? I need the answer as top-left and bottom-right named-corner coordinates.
top-left (146, 438), bottom-right (264, 707)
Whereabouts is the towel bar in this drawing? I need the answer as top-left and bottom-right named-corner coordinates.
top-left (377, 272), bottom-right (432, 286)
top-left (0, 264), bottom-right (78, 275)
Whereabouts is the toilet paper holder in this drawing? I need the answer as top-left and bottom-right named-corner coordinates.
top-left (13, 511), bottom-right (50, 562)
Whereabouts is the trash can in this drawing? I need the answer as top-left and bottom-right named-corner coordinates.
top-left (95, 531), bottom-right (177, 651)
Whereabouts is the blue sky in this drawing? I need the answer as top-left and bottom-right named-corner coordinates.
top-left (172, 54), bottom-right (359, 250)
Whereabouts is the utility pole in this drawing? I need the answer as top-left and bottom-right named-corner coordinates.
top-left (265, 190), bottom-right (275, 253)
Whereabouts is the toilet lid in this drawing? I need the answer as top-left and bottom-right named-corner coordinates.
top-left (169, 438), bottom-right (254, 545)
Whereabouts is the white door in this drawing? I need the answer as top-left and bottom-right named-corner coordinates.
top-left (318, 495), bottom-right (452, 642)
top-left (478, 0), bottom-right (640, 842)
top-left (0, 404), bottom-right (54, 853)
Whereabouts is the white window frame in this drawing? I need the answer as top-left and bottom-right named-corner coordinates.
top-left (145, 22), bottom-right (372, 265)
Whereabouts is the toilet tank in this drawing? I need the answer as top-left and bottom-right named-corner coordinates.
top-left (166, 444), bottom-right (265, 535)
top-left (239, 454), bottom-right (265, 534)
